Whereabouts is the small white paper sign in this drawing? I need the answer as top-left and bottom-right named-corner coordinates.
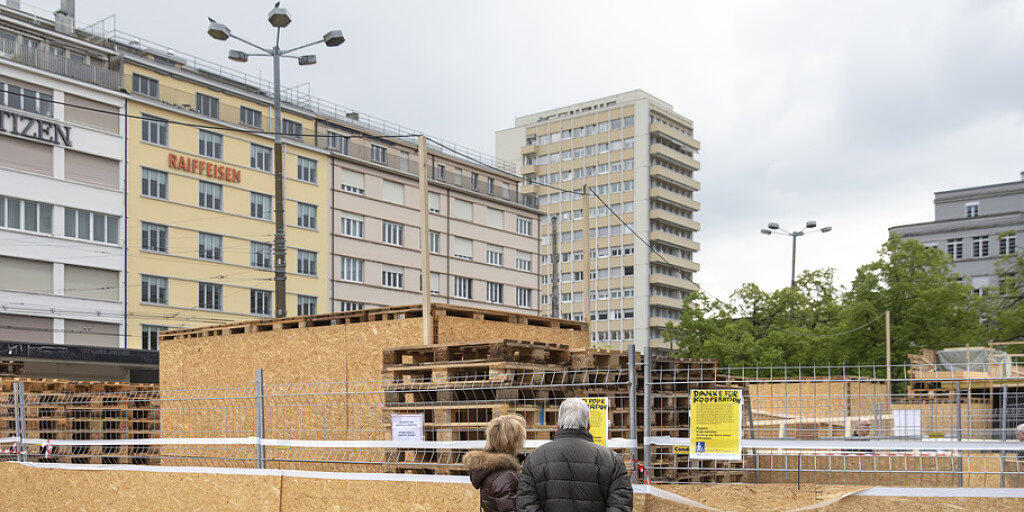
top-left (893, 409), bottom-right (921, 438)
top-left (391, 413), bottom-right (425, 443)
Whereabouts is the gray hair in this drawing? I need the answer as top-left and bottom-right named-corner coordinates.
top-left (1016, 423), bottom-right (1024, 433)
top-left (558, 398), bottom-right (590, 430)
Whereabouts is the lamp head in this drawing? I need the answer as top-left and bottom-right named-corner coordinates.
top-left (323, 30), bottom-right (346, 47)
top-left (806, 220), bottom-right (817, 228)
top-left (297, 54), bottom-right (317, 66)
top-left (228, 50), bottom-right (248, 62)
top-left (760, 229), bottom-right (772, 235)
top-left (268, 3), bottom-right (292, 28)
top-left (767, 222), bottom-right (780, 230)
top-left (207, 18), bottom-right (230, 40)
top-left (821, 226), bottom-right (833, 233)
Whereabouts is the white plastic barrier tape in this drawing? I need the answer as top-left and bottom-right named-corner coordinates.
top-left (648, 436), bottom-right (1023, 453)
top-left (3, 436), bottom-right (636, 450)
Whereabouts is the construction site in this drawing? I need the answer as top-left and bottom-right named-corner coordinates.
top-left (1, 303), bottom-right (1023, 511)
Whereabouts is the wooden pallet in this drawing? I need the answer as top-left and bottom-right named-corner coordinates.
top-left (384, 340), bottom-right (571, 367)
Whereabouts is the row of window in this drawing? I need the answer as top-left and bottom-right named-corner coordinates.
top-left (140, 168), bottom-right (317, 228)
top-left (528, 138), bottom-right (635, 165)
top-left (140, 274), bottom-right (317, 314)
top-left (525, 116), bottom-right (635, 146)
top-left (538, 245), bottom-right (636, 266)
top-left (0, 195), bottom-right (120, 244)
top-left (590, 308), bottom-right (634, 321)
top-left (940, 235), bottom-right (1017, 259)
top-left (133, 74), bottom-right (305, 138)
top-left (590, 329), bottom-right (636, 343)
top-left (540, 225), bottom-right (638, 246)
top-left (527, 161), bottom-right (636, 189)
top-left (141, 222), bottom-right (317, 274)
top-left (0, 81), bottom-right (53, 117)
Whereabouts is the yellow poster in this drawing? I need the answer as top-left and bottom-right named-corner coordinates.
top-left (689, 389), bottom-right (742, 461)
top-left (584, 397), bottom-right (609, 446)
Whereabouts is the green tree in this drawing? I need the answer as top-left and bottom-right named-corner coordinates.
top-left (983, 237), bottom-right (1024, 343)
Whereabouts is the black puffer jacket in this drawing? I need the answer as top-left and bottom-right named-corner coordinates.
top-left (463, 450), bottom-right (521, 512)
top-left (516, 428), bottom-right (632, 512)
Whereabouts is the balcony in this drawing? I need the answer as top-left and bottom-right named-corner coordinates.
top-left (650, 229), bottom-right (700, 253)
top-left (1, 39), bottom-right (121, 90)
top-left (650, 251), bottom-right (699, 273)
top-left (650, 165), bottom-right (700, 192)
top-left (649, 294), bottom-right (682, 309)
top-left (650, 121), bottom-right (700, 152)
top-left (650, 143), bottom-right (701, 172)
top-left (650, 272), bottom-right (698, 291)
top-left (651, 207), bottom-right (700, 232)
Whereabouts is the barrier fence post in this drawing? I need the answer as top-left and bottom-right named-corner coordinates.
top-left (13, 382), bottom-right (26, 463)
top-left (643, 344), bottom-right (652, 484)
top-left (744, 389), bottom-right (759, 483)
top-left (627, 344), bottom-right (638, 483)
top-left (955, 382), bottom-right (962, 487)
top-left (255, 368), bottom-right (266, 470)
top-left (1000, 385), bottom-right (1008, 488)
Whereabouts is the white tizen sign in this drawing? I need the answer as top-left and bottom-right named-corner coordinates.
top-left (0, 108), bottom-right (72, 147)
top-left (391, 413), bottom-right (425, 443)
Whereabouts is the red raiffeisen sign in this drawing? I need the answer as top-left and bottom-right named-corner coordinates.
top-left (168, 153), bottom-right (241, 183)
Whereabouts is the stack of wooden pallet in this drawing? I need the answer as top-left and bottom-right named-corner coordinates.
top-left (0, 378), bottom-right (159, 465)
top-left (0, 361), bottom-right (24, 377)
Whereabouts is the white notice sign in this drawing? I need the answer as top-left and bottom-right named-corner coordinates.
top-left (391, 413), bottom-right (425, 443)
top-left (893, 409), bottom-right (922, 438)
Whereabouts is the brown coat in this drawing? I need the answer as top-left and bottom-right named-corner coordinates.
top-left (463, 451), bottom-right (521, 512)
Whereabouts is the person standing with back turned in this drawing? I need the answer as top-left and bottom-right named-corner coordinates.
top-left (463, 414), bottom-right (527, 512)
top-left (516, 397), bottom-right (633, 512)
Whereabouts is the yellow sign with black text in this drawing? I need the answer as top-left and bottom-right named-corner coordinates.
top-left (689, 389), bottom-right (742, 461)
top-left (584, 397), bottom-right (609, 446)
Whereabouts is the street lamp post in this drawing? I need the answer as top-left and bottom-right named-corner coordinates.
top-left (207, 4), bottom-right (345, 317)
top-left (760, 220), bottom-right (832, 287)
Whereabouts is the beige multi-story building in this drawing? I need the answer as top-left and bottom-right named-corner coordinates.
top-left (497, 90), bottom-right (701, 349)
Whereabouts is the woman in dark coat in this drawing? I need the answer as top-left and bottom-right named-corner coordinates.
top-left (462, 414), bottom-right (526, 512)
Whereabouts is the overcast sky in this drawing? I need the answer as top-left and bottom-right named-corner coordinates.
top-left (73, 0), bottom-right (1024, 299)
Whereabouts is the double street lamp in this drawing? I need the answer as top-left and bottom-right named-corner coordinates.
top-left (760, 220), bottom-right (832, 287)
top-left (207, 4), bottom-right (345, 317)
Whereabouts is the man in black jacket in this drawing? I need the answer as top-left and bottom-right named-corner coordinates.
top-left (516, 398), bottom-right (633, 512)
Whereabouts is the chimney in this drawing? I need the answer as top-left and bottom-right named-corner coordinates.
top-left (6, 1), bottom-right (21, 9)
top-left (1020, 170), bottom-right (1024, 181)
top-left (54, 0), bottom-right (75, 35)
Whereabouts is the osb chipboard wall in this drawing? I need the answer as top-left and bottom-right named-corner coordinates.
top-left (891, 399), bottom-right (993, 438)
top-left (435, 315), bottom-right (588, 349)
top-left (748, 380), bottom-right (889, 421)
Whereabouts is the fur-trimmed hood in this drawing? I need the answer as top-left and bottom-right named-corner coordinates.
top-left (462, 450), bottom-right (521, 489)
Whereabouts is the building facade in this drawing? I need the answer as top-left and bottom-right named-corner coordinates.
top-left (890, 173), bottom-right (1024, 293)
top-left (0, 5), bottom-right (158, 380)
top-left (496, 90), bottom-right (701, 349)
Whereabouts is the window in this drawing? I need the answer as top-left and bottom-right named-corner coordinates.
top-left (972, 236), bottom-right (989, 258)
top-left (400, 151), bottom-right (411, 172)
top-left (198, 282), bottom-right (222, 310)
top-left (516, 287), bottom-right (532, 308)
top-left (453, 276), bottom-right (472, 299)
top-left (239, 106), bottom-right (262, 128)
top-left (429, 272), bottom-right (441, 295)
top-left (946, 238), bottom-right (963, 260)
top-left (471, 173), bottom-right (479, 190)
top-left (487, 208), bottom-right (504, 229)
top-left (140, 325), bottom-right (167, 351)
top-left (428, 192), bottom-right (440, 213)
top-left (250, 144), bottom-right (272, 171)
top-left (141, 222), bottom-right (167, 253)
top-left (340, 212), bottom-right (364, 238)
top-left (452, 199), bottom-right (473, 221)
top-left (516, 217), bottom-right (532, 236)
top-left (250, 192), bottom-right (272, 220)
top-left (297, 156), bottom-right (317, 183)
top-left (487, 177), bottom-right (495, 195)
top-left (282, 119), bottom-right (303, 139)
top-left (486, 245), bottom-right (503, 266)
top-left (140, 114), bottom-right (168, 145)
top-left (198, 232), bottom-right (223, 261)
top-left (371, 144), bottom-right (387, 164)
top-left (198, 130), bottom-right (223, 159)
top-left (452, 237), bottom-right (473, 260)
top-left (340, 169), bottom-right (364, 194)
top-left (250, 289), bottom-right (271, 316)
top-left (429, 231), bottom-right (441, 254)
top-left (337, 300), bottom-right (362, 312)
top-left (297, 250), bottom-right (317, 276)
top-left (486, 282), bottom-right (503, 304)
top-left (0, 196), bottom-right (52, 234)
top-left (339, 256), bottom-right (364, 282)
top-left (131, 74), bottom-right (159, 98)
top-left (381, 221), bottom-right (404, 246)
top-left (965, 202), bottom-right (979, 218)
top-left (297, 203), bottom-right (317, 229)
top-left (141, 275), bottom-right (168, 305)
top-left (382, 180), bottom-right (404, 204)
top-left (999, 234), bottom-right (1017, 255)
top-left (382, 265), bottom-right (404, 289)
top-left (63, 208), bottom-right (118, 243)
top-left (141, 168), bottom-right (167, 199)
top-left (435, 163), bottom-right (446, 180)
top-left (297, 295), bottom-right (317, 316)
top-left (251, 242), bottom-right (271, 269)
top-left (198, 181), bottom-right (223, 210)
top-left (195, 92), bottom-right (219, 118)
top-left (516, 251), bottom-right (532, 271)
top-left (327, 132), bottom-right (349, 154)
